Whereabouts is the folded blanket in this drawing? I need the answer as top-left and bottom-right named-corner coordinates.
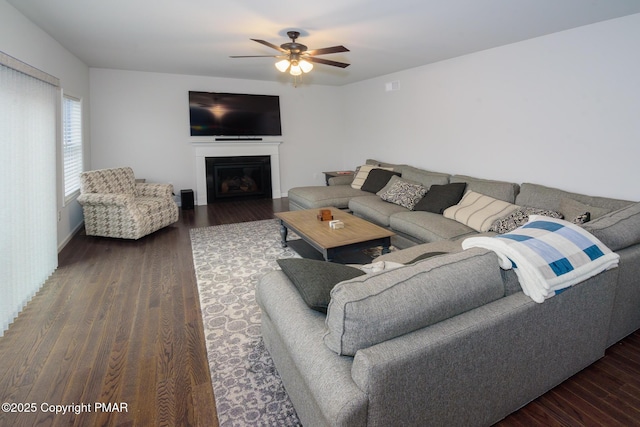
top-left (462, 215), bottom-right (620, 303)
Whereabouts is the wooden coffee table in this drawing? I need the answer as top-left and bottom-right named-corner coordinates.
top-left (275, 208), bottom-right (395, 262)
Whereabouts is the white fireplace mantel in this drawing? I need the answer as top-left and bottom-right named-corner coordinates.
top-left (193, 141), bottom-right (282, 205)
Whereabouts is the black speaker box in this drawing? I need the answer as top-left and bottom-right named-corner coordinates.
top-left (180, 189), bottom-right (194, 209)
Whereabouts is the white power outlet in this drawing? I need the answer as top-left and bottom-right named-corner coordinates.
top-left (57, 211), bottom-right (61, 222)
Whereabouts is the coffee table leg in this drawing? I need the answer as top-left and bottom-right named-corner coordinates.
top-left (279, 221), bottom-right (288, 248)
top-left (382, 238), bottom-right (391, 255)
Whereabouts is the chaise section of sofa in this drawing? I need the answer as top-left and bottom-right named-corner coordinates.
top-left (288, 185), bottom-right (370, 210)
top-left (287, 159), bottom-right (407, 211)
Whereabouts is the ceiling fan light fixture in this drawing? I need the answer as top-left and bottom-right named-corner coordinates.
top-left (289, 64), bottom-right (302, 76)
top-left (275, 59), bottom-right (290, 73)
top-left (299, 59), bottom-right (313, 73)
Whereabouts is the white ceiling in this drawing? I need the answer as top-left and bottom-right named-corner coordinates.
top-left (8, 0), bottom-right (640, 86)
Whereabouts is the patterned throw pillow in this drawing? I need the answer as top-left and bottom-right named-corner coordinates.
top-left (378, 178), bottom-right (427, 210)
top-left (489, 207), bottom-right (564, 234)
top-left (572, 212), bottom-right (591, 225)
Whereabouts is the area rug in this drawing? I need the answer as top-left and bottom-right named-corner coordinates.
top-left (190, 219), bottom-right (302, 426)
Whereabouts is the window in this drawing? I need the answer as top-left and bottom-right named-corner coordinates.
top-left (63, 94), bottom-right (82, 201)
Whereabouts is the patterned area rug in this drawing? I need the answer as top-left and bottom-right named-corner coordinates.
top-left (190, 219), bottom-right (302, 426)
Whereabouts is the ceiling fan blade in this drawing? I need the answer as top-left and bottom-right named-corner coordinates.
top-left (230, 55), bottom-right (280, 58)
top-left (306, 45), bottom-right (350, 56)
top-left (307, 56), bottom-right (350, 68)
top-left (251, 39), bottom-right (287, 53)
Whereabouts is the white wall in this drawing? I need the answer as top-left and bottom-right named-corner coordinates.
top-left (341, 14), bottom-right (640, 201)
top-left (0, 0), bottom-right (90, 249)
top-left (87, 13), bottom-right (640, 205)
top-left (90, 69), bottom-right (343, 201)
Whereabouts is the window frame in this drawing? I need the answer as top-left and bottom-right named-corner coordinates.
top-left (62, 92), bottom-right (83, 204)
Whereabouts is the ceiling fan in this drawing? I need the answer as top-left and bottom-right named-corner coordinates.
top-left (230, 31), bottom-right (350, 79)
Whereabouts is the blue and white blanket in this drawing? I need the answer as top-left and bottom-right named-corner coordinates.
top-left (462, 215), bottom-right (620, 303)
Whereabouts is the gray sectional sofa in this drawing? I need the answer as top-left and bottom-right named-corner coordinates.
top-left (257, 160), bottom-right (640, 426)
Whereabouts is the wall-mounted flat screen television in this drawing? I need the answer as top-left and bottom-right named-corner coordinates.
top-left (189, 91), bottom-right (282, 137)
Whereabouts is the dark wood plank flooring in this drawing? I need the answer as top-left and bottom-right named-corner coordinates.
top-left (0, 197), bottom-right (638, 426)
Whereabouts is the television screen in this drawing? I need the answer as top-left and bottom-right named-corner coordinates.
top-left (189, 91), bottom-right (282, 137)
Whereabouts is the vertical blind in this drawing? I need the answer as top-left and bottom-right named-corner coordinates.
top-left (0, 52), bottom-right (59, 336)
top-left (63, 95), bottom-right (82, 200)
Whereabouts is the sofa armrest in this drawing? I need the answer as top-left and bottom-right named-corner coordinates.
top-left (328, 175), bottom-right (354, 186)
top-left (350, 268), bottom-right (617, 426)
top-left (77, 193), bottom-right (134, 207)
top-left (136, 182), bottom-right (174, 198)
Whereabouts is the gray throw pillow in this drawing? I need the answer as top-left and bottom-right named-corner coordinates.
top-left (276, 258), bottom-right (365, 313)
top-left (361, 168), bottom-right (401, 193)
top-left (413, 182), bottom-right (467, 214)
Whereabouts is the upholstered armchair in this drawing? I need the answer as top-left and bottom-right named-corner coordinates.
top-left (78, 167), bottom-right (179, 239)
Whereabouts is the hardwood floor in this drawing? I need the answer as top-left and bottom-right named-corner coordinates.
top-left (0, 197), bottom-right (638, 426)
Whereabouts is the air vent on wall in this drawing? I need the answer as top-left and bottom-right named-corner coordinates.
top-left (385, 81), bottom-right (400, 91)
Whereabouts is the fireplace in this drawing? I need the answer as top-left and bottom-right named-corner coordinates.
top-left (193, 142), bottom-right (281, 205)
top-left (205, 156), bottom-right (272, 202)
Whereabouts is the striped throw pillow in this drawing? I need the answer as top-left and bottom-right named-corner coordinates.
top-left (444, 191), bottom-right (519, 232)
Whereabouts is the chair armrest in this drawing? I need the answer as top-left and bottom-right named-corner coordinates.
top-left (77, 193), bottom-right (134, 207)
top-left (136, 183), bottom-right (174, 198)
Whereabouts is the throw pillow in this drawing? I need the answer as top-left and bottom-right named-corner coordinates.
top-left (351, 165), bottom-right (393, 190)
top-left (276, 258), bottom-right (365, 313)
top-left (572, 212), bottom-right (591, 225)
top-left (489, 207), bottom-right (564, 234)
top-left (378, 177), bottom-right (427, 210)
top-left (443, 190), bottom-right (519, 232)
top-left (560, 197), bottom-right (611, 224)
top-left (360, 168), bottom-right (401, 193)
top-left (413, 182), bottom-right (467, 214)
top-left (376, 174), bottom-right (402, 196)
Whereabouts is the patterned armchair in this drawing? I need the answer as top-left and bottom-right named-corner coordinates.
top-left (78, 167), bottom-right (179, 239)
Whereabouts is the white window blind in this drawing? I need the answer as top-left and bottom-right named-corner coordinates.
top-left (0, 52), bottom-right (59, 336)
top-left (63, 94), bottom-right (82, 201)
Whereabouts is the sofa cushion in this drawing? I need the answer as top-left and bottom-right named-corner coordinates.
top-left (349, 195), bottom-right (408, 227)
top-left (378, 177), bottom-right (427, 210)
top-left (389, 211), bottom-right (478, 243)
top-left (276, 258), bottom-right (365, 313)
top-left (360, 169), bottom-right (401, 193)
top-left (515, 183), bottom-right (631, 213)
top-left (560, 197), bottom-right (611, 223)
top-left (444, 191), bottom-right (519, 232)
top-left (450, 175), bottom-right (519, 203)
top-left (489, 207), bottom-right (563, 234)
top-left (583, 202), bottom-right (640, 252)
top-left (400, 166), bottom-right (450, 189)
top-left (414, 182), bottom-right (467, 214)
top-left (288, 185), bottom-right (370, 210)
top-left (323, 248), bottom-right (504, 356)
